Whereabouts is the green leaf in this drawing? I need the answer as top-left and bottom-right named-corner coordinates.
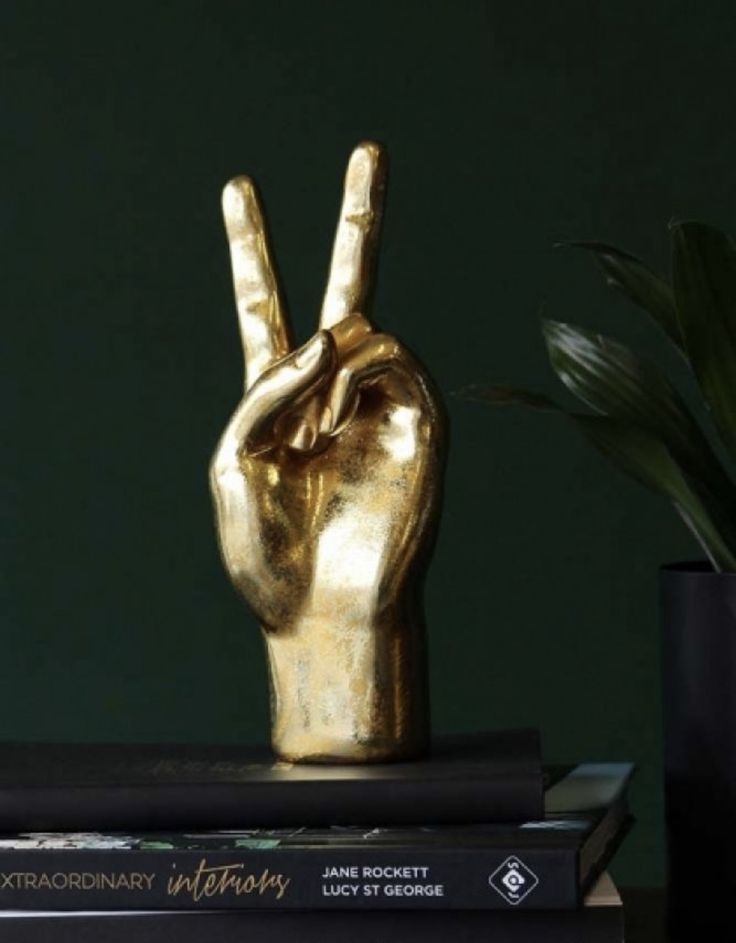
top-left (542, 320), bottom-right (699, 455)
top-left (542, 320), bottom-right (727, 474)
top-left (542, 319), bottom-right (736, 557)
top-left (469, 383), bottom-right (736, 570)
top-left (456, 384), bottom-right (557, 411)
top-left (562, 241), bottom-right (683, 351)
top-left (574, 415), bottom-right (736, 571)
top-left (671, 221), bottom-right (736, 463)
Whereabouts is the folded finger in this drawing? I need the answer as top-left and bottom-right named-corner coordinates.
top-left (214, 331), bottom-right (334, 462)
top-left (324, 333), bottom-right (420, 434)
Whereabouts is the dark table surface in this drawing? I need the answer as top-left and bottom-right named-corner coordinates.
top-left (623, 888), bottom-right (667, 942)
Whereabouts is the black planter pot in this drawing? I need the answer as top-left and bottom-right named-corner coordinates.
top-left (660, 562), bottom-right (736, 937)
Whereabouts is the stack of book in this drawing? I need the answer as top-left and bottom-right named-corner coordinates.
top-left (0, 731), bottom-right (633, 941)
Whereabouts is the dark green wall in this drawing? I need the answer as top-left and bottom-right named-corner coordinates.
top-left (4, 0), bottom-right (736, 885)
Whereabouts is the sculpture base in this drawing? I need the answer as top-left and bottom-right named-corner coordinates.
top-left (273, 727), bottom-right (429, 766)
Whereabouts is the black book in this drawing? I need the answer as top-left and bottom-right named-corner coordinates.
top-left (0, 762), bottom-right (632, 911)
top-left (0, 730), bottom-right (542, 831)
top-left (0, 873), bottom-right (624, 943)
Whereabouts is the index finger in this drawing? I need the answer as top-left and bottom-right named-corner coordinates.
top-left (319, 142), bottom-right (387, 329)
top-left (222, 176), bottom-right (292, 389)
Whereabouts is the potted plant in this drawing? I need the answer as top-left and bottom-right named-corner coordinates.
top-left (465, 222), bottom-right (736, 936)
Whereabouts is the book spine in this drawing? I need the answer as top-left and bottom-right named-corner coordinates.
top-left (0, 774), bottom-right (543, 830)
top-left (0, 907), bottom-right (625, 943)
top-left (0, 847), bottom-right (578, 911)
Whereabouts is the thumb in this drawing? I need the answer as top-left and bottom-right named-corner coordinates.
top-left (220, 331), bottom-right (335, 458)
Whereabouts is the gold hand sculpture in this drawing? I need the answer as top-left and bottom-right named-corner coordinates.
top-left (210, 142), bottom-right (446, 763)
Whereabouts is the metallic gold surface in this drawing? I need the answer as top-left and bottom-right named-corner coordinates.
top-left (210, 143), bottom-right (446, 763)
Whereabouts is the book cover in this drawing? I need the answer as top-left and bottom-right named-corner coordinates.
top-left (0, 763), bottom-right (632, 912)
top-left (0, 730), bottom-right (542, 831)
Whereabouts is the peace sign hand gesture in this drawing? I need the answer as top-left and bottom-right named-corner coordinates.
top-left (210, 143), bottom-right (446, 763)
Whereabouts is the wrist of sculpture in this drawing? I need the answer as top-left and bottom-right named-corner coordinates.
top-left (263, 611), bottom-right (430, 764)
